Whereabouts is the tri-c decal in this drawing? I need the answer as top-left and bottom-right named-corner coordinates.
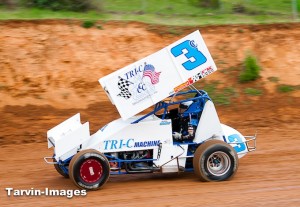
top-left (117, 62), bottom-right (161, 104)
top-left (103, 139), bottom-right (160, 150)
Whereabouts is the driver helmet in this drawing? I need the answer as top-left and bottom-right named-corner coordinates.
top-left (178, 101), bottom-right (193, 115)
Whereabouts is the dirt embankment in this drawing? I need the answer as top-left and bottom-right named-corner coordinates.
top-left (0, 20), bottom-right (299, 207)
top-left (0, 20), bottom-right (299, 145)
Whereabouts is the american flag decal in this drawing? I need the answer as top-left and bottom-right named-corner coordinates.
top-left (142, 63), bottom-right (161, 84)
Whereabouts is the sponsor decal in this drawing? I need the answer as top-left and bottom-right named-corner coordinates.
top-left (173, 66), bottom-right (213, 92)
top-left (201, 66), bottom-right (214, 77)
top-left (160, 121), bottom-right (171, 125)
top-left (188, 71), bottom-right (203, 83)
top-left (174, 81), bottom-right (190, 93)
top-left (134, 140), bottom-right (160, 148)
top-left (103, 138), bottom-right (160, 150)
top-left (117, 62), bottom-right (161, 104)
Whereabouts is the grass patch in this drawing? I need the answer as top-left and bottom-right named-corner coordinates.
top-left (202, 80), bottom-right (220, 94)
top-left (20, 0), bottom-right (101, 12)
top-left (167, 27), bottom-right (183, 36)
top-left (244, 88), bottom-right (263, 96)
top-left (96, 24), bottom-right (103, 29)
top-left (81, 20), bottom-right (95, 28)
top-left (224, 87), bottom-right (238, 97)
top-left (202, 81), bottom-right (237, 105)
top-left (277, 84), bottom-right (296, 93)
top-left (0, 0), bottom-right (297, 26)
top-left (213, 93), bottom-right (231, 105)
top-left (0, 8), bottom-right (105, 20)
top-left (239, 53), bottom-right (261, 83)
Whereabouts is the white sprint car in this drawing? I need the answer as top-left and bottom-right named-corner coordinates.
top-left (44, 30), bottom-right (256, 190)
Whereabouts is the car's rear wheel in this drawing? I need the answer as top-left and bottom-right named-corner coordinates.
top-left (69, 149), bottom-right (110, 190)
top-left (193, 139), bottom-right (238, 182)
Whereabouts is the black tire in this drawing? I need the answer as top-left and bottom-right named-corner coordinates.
top-left (69, 149), bottom-right (110, 190)
top-left (193, 140), bottom-right (239, 182)
top-left (53, 158), bottom-right (69, 178)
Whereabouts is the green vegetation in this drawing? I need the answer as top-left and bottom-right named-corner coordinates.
top-left (277, 84), bottom-right (296, 93)
top-left (239, 53), bottom-right (261, 83)
top-left (21, 0), bottom-right (100, 12)
top-left (223, 87), bottom-right (238, 97)
top-left (244, 88), bottom-right (263, 96)
top-left (190, 0), bottom-right (221, 9)
top-left (202, 80), bottom-right (219, 94)
top-left (201, 81), bottom-right (238, 105)
top-left (167, 28), bottom-right (183, 36)
top-left (96, 24), bottom-right (103, 30)
top-left (81, 20), bottom-right (95, 28)
top-left (0, 0), bottom-right (298, 25)
top-left (0, 8), bottom-right (105, 20)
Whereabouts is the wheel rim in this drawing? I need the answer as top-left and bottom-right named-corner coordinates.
top-left (206, 151), bottom-right (231, 176)
top-left (80, 158), bottom-right (103, 183)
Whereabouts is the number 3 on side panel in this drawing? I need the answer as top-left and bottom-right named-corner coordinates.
top-left (228, 134), bottom-right (246, 153)
top-left (171, 40), bottom-right (207, 71)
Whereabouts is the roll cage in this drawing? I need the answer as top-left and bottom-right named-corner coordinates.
top-left (132, 89), bottom-right (211, 124)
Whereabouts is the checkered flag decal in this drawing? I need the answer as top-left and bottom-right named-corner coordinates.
top-left (117, 76), bottom-right (133, 99)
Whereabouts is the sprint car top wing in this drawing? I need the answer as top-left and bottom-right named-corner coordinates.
top-left (99, 30), bottom-right (217, 120)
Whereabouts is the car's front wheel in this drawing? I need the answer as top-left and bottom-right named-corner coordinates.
top-left (69, 149), bottom-right (110, 190)
top-left (53, 157), bottom-right (69, 178)
top-left (193, 140), bottom-right (239, 181)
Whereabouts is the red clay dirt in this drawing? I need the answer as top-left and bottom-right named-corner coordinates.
top-left (0, 20), bottom-right (299, 206)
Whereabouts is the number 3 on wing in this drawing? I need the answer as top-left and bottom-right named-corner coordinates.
top-left (171, 40), bottom-right (207, 71)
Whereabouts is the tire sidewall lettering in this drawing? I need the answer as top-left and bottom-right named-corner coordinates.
top-left (83, 153), bottom-right (107, 162)
top-left (78, 182), bottom-right (100, 189)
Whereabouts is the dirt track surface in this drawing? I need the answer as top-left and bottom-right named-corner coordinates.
top-left (0, 20), bottom-right (299, 206)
